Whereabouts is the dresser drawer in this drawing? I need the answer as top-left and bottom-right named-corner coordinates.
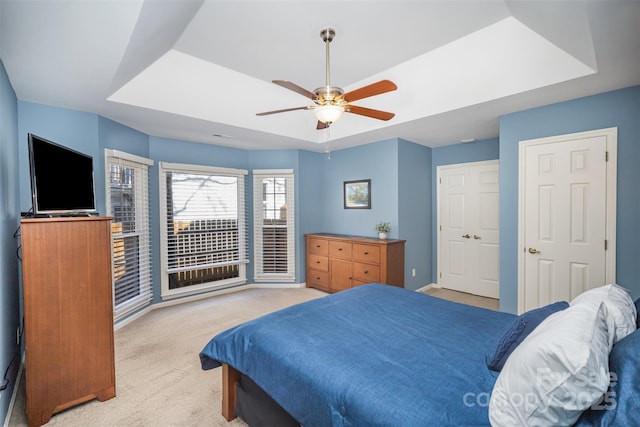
top-left (352, 279), bottom-right (370, 288)
top-left (352, 244), bottom-right (380, 264)
top-left (308, 238), bottom-right (328, 255)
top-left (308, 254), bottom-right (328, 271)
top-left (352, 262), bottom-right (380, 283)
top-left (307, 270), bottom-right (329, 288)
top-left (329, 241), bottom-right (352, 259)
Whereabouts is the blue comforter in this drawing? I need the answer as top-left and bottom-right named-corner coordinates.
top-left (200, 284), bottom-right (515, 426)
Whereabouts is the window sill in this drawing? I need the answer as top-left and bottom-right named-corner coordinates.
top-left (161, 278), bottom-right (247, 301)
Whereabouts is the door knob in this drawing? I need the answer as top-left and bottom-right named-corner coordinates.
top-left (462, 234), bottom-right (470, 239)
top-left (473, 235), bottom-right (481, 239)
top-left (528, 247), bottom-right (541, 254)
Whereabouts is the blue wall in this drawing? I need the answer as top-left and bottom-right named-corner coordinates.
top-left (98, 116), bottom-right (150, 158)
top-left (13, 87), bottom-right (640, 311)
top-left (17, 103), bottom-right (101, 213)
top-left (398, 139), bottom-right (432, 289)
top-left (297, 149), bottom-right (326, 238)
top-left (10, 106), bottom-right (435, 305)
top-left (499, 86), bottom-right (640, 313)
top-left (316, 139), bottom-right (400, 237)
top-left (293, 139), bottom-right (433, 290)
top-left (430, 138), bottom-right (500, 283)
top-left (302, 138), bottom-right (432, 290)
top-left (0, 60), bottom-right (21, 424)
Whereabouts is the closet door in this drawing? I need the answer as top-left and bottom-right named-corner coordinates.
top-left (438, 160), bottom-right (500, 298)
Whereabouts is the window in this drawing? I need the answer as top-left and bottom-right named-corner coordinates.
top-left (159, 162), bottom-right (248, 299)
top-left (253, 169), bottom-right (295, 282)
top-left (105, 150), bottom-right (153, 322)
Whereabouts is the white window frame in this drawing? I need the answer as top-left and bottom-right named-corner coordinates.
top-left (253, 169), bottom-right (295, 282)
top-left (159, 162), bottom-right (248, 299)
top-left (104, 149), bottom-right (154, 322)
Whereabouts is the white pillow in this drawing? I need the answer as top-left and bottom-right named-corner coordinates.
top-left (489, 302), bottom-right (610, 427)
top-left (571, 283), bottom-right (637, 346)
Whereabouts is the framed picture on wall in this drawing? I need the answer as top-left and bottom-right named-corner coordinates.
top-left (344, 179), bottom-right (371, 209)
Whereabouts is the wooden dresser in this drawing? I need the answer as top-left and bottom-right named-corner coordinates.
top-left (305, 233), bottom-right (405, 292)
top-left (21, 217), bottom-right (115, 427)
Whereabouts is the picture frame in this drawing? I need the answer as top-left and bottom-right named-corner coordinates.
top-left (344, 179), bottom-right (371, 209)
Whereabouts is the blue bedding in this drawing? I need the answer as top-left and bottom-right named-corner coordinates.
top-left (575, 327), bottom-right (640, 426)
top-left (200, 284), bottom-right (515, 426)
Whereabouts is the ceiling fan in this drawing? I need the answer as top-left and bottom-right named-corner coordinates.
top-left (256, 28), bottom-right (397, 130)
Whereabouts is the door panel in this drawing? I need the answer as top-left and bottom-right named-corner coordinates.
top-left (448, 194), bottom-right (466, 228)
top-left (448, 241), bottom-right (466, 276)
top-left (479, 243), bottom-right (499, 282)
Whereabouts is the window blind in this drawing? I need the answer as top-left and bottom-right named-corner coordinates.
top-left (105, 150), bottom-right (153, 322)
top-left (160, 162), bottom-right (248, 298)
top-left (253, 169), bottom-right (295, 282)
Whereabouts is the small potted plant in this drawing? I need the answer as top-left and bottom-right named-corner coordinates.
top-left (375, 222), bottom-right (391, 239)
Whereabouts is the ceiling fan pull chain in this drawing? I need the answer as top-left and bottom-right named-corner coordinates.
top-left (322, 123), bottom-right (332, 160)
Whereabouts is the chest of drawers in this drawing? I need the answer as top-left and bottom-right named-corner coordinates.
top-left (305, 233), bottom-right (405, 292)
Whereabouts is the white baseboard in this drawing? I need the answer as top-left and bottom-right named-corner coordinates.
top-left (415, 283), bottom-right (440, 293)
top-left (253, 282), bottom-right (306, 289)
top-left (114, 305), bottom-right (154, 331)
top-left (4, 357), bottom-right (24, 427)
top-left (114, 282), bottom-right (307, 331)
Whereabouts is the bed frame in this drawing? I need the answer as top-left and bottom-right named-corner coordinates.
top-left (222, 363), bottom-right (299, 425)
top-left (222, 364), bottom-right (240, 421)
top-left (202, 283), bottom-right (640, 427)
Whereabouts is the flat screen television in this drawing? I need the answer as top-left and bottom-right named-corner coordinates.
top-left (28, 133), bottom-right (97, 216)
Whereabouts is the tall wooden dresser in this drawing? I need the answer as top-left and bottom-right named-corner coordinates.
top-left (21, 217), bottom-right (115, 427)
top-left (305, 233), bottom-right (405, 292)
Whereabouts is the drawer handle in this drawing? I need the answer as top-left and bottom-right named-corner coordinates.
top-left (316, 276), bottom-right (321, 280)
top-left (364, 252), bottom-right (369, 255)
top-left (338, 248), bottom-right (343, 251)
top-left (316, 245), bottom-right (321, 248)
top-left (316, 261), bottom-right (321, 264)
top-left (364, 270), bottom-right (369, 274)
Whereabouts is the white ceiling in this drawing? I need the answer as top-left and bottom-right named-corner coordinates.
top-left (1, 1), bottom-right (639, 152)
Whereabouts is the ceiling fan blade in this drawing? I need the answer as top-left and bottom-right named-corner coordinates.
top-left (340, 80), bottom-right (397, 103)
top-left (256, 106), bottom-right (311, 116)
top-left (272, 80), bottom-right (317, 100)
top-left (316, 121), bottom-right (329, 130)
top-left (346, 105), bottom-right (395, 121)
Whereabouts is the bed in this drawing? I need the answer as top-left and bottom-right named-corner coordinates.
top-left (200, 283), bottom-right (640, 426)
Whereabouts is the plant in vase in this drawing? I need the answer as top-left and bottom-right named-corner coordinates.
top-left (375, 222), bottom-right (391, 239)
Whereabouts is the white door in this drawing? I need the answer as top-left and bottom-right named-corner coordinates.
top-left (438, 160), bottom-right (499, 298)
top-left (518, 128), bottom-right (617, 313)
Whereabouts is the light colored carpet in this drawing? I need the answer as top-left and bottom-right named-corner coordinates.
top-left (420, 287), bottom-right (500, 311)
top-left (8, 285), bottom-right (496, 426)
top-left (8, 287), bottom-right (326, 426)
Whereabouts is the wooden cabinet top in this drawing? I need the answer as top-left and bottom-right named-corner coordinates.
top-left (21, 216), bottom-right (113, 224)
top-left (305, 233), bottom-right (405, 245)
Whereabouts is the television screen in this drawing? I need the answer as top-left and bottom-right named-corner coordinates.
top-left (28, 133), bottom-right (97, 216)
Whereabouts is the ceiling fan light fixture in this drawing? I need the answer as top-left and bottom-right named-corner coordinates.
top-left (256, 28), bottom-right (397, 128)
top-left (314, 104), bottom-right (344, 124)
